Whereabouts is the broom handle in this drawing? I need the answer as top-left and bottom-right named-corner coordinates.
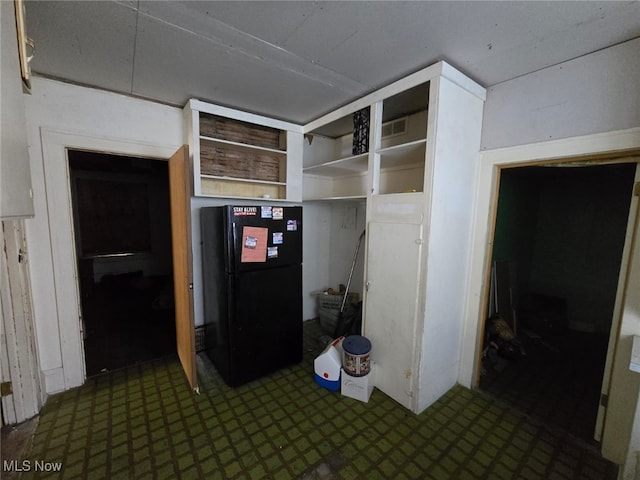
top-left (340, 230), bottom-right (366, 313)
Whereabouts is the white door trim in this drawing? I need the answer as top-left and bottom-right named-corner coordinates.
top-left (460, 126), bottom-right (640, 388)
top-left (459, 125), bottom-right (640, 467)
top-left (39, 128), bottom-right (178, 391)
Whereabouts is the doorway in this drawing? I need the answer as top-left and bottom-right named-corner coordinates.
top-left (479, 162), bottom-right (636, 444)
top-left (68, 150), bottom-right (176, 376)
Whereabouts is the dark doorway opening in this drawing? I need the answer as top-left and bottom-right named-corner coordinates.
top-left (68, 150), bottom-right (176, 377)
top-left (479, 162), bottom-right (636, 445)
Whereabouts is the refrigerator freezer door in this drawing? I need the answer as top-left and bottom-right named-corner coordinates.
top-left (224, 206), bottom-right (302, 273)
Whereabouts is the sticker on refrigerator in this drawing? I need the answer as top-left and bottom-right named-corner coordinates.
top-left (244, 236), bottom-right (258, 249)
top-left (233, 206), bottom-right (258, 216)
top-left (267, 246), bottom-right (278, 258)
top-left (241, 226), bottom-right (268, 262)
top-left (287, 220), bottom-right (298, 231)
top-left (273, 232), bottom-right (283, 245)
top-left (261, 206), bottom-right (272, 219)
top-left (272, 207), bottom-right (284, 220)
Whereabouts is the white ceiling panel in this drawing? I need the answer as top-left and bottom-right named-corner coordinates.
top-left (25, 1), bottom-right (137, 93)
top-left (460, 1), bottom-right (640, 85)
top-left (163, 1), bottom-right (322, 48)
top-left (23, 1), bottom-right (640, 124)
top-left (131, 7), bottom-right (359, 122)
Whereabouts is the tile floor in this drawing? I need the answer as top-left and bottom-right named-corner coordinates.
top-left (4, 320), bottom-right (618, 479)
top-left (480, 329), bottom-right (609, 446)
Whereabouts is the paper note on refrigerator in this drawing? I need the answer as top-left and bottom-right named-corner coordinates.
top-left (241, 226), bottom-right (268, 262)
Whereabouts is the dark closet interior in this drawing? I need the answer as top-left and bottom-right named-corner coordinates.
top-left (68, 151), bottom-right (176, 377)
top-left (480, 162), bottom-right (636, 445)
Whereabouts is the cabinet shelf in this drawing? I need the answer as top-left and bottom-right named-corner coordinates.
top-left (376, 138), bottom-right (425, 154)
top-left (303, 152), bottom-right (368, 177)
top-left (200, 135), bottom-right (286, 154)
top-left (200, 174), bottom-right (286, 186)
top-left (378, 139), bottom-right (427, 173)
top-left (200, 176), bottom-right (286, 199)
top-left (303, 194), bottom-right (367, 202)
top-left (185, 100), bottom-right (303, 201)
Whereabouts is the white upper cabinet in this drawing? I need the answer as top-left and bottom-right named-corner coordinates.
top-left (184, 100), bottom-right (303, 202)
top-left (301, 66), bottom-right (440, 203)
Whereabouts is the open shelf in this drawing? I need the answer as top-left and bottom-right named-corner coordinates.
top-left (303, 152), bottom-right (368, 177)
top-left (185, 101), bottom-right (302, 201)
top-left (199, 137), bottom-right (286, 183)
top-left (199, 112), bottom-right (286, 151)
top-left (200, 135), bottom-right (286, 155)
top-left (303, 169), bottom-right (368, 201)
top-left (200, 176), bottom-right (286, 199)
top-left (377, 139), bottom-right (427, 169)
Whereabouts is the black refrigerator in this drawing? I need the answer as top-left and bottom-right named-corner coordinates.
top-left (200, 205), bottom-right (303, 386)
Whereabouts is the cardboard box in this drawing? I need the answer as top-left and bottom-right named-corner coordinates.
top-left (340, 365), bottom-right (374, 403)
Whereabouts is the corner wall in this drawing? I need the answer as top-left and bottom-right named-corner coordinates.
top-left (481, 37), bottom-right (640, 151)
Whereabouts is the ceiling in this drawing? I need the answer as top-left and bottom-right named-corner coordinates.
top-left (24, 1), bottom-right (640, 125)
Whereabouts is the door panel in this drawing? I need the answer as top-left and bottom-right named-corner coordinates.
top-left (600, 163), bottom-right (640, 462)
top-left (227, 265), bottom-right (303, 386)
top-left (364, 221), bottom-right (422, 411)
top-left (168, 146), bottom-right (197, 392)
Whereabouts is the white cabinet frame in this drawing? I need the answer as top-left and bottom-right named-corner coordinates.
top-left (302, 61), bottom-right (486, 413)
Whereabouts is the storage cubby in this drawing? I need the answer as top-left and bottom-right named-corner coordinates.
top-left (302, 113), bottom-right (369, 200)
top-left (374, 82), bottom-right (429, 195)
top-left (184, 100), bottom-right (303, 201)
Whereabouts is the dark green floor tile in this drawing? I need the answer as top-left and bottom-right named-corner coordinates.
top-left (10, 320), bottom-right (619, 480)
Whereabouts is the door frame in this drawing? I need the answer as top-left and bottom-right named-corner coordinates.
top-left (40, 129), bottom-right (190, 391)
top-left (459, 126), bottom-right (640, 458)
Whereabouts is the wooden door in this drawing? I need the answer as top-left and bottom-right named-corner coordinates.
top-left (168, 146), bottom-right (198, 392)
top-left (364, 221), bottom-right (422, 411)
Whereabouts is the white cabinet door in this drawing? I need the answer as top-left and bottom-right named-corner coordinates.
top-left (364, 221), bottom-right (422, 410)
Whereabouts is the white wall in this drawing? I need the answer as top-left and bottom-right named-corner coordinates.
top-left (481, 37), bottom-right (640, 150)
top-left (23, 77), bottom-right (324, 394)
top-left (328, 202), bottom-right (366, 298)
top-left (24, 77), bottom-right (183, 394)
top-left (302, 203), bottom-right (332, 319)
